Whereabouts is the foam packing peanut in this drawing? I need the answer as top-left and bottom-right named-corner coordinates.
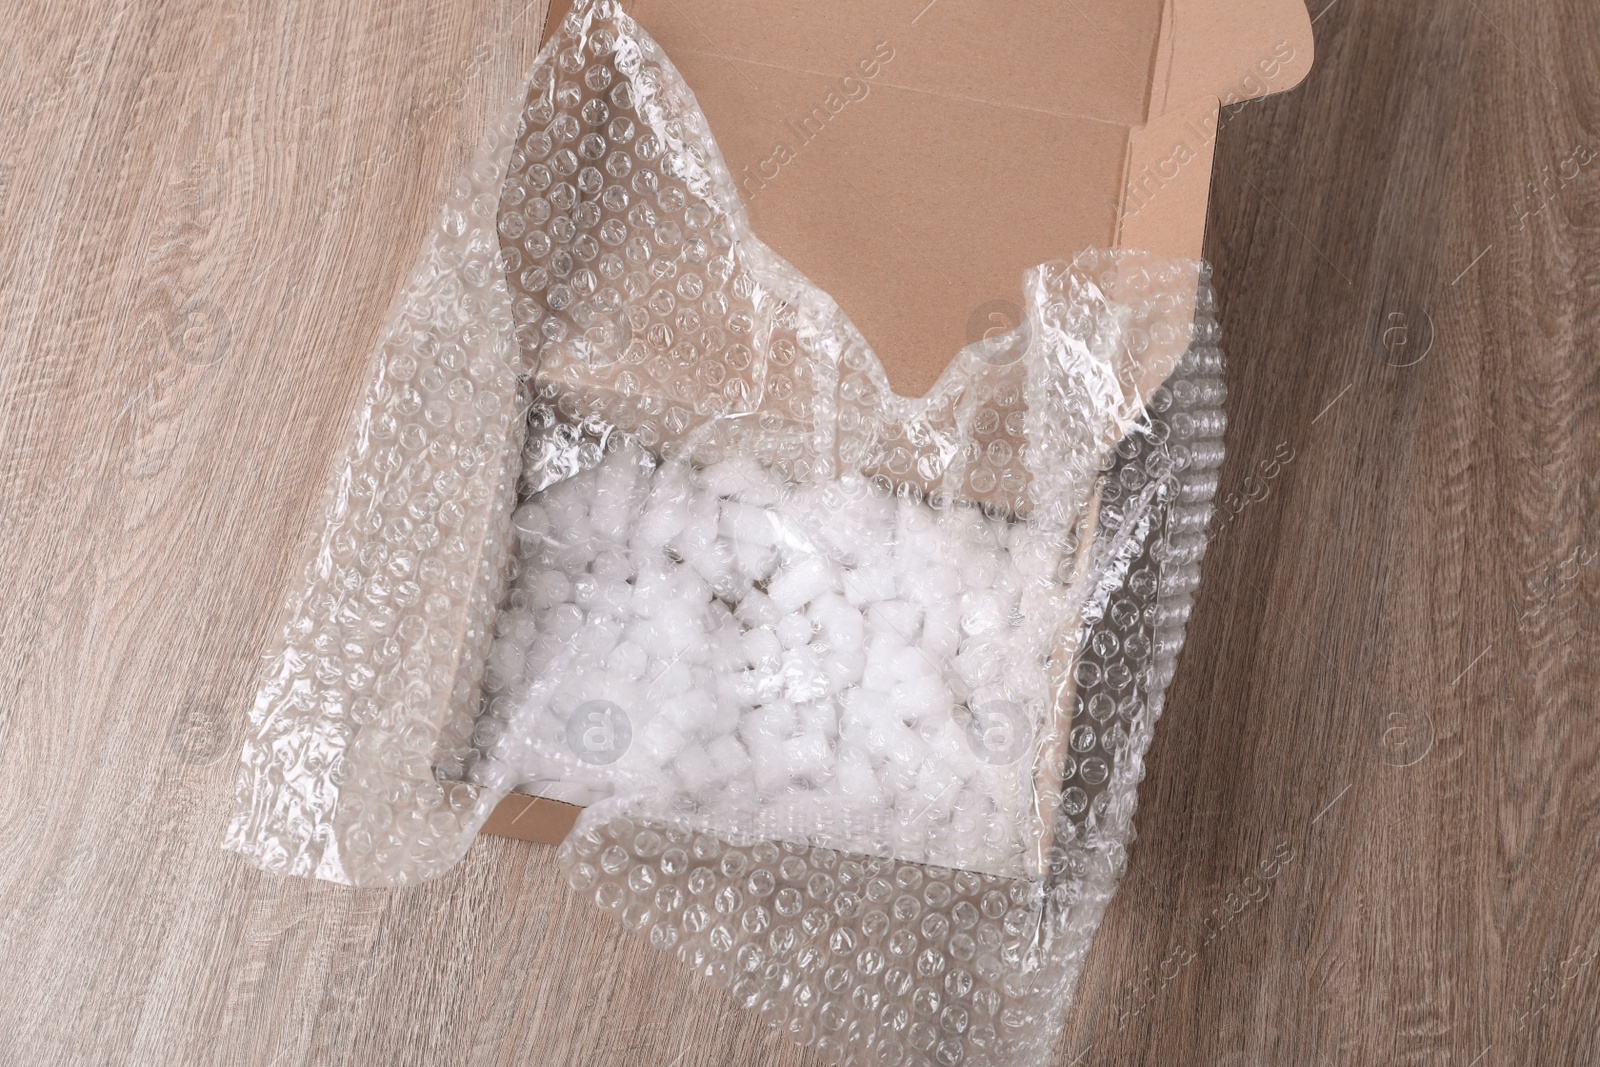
top-left (477, 442), bottom-right (1060, 874)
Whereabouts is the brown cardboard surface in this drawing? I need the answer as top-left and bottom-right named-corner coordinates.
top-left (481, 794), bottom-right (582, 842)
top-left (489, 0), bottom-right (1313, 846)
top-left (538, 0), bottom-right (1311, 398)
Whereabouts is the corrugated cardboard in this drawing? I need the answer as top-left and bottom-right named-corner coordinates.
top-left (484, 0), bottom-right (1312, 846)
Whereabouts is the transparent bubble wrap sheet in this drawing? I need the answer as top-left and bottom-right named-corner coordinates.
top-left (225, 3), bottom-right (1226, 1063)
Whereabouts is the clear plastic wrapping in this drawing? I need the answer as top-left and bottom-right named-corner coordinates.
top-left (225, 2), bottom-right (1225, 1062)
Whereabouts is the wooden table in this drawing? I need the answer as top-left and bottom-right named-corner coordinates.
top-left (2, 1), bottom-right (1596, 1063)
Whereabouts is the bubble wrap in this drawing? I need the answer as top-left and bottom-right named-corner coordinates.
top-left (225, 2), bottom-right (1226, 1062)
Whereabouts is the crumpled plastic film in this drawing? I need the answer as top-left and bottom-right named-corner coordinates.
top-left (222, 96), bottom-right (533, 884)
top-left (226, 0), bottom-right (1226, 1061)
top-left (550, 334), bottom-right (1223, 1067)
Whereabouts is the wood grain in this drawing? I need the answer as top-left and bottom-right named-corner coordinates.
top-left (2, 1), bottom-right (1597, 1064)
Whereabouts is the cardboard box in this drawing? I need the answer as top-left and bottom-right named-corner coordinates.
top-left (483, 0), bottom-right (1313, 845)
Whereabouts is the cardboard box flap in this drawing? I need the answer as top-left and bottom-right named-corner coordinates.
top-left (545, 1), bottom-right (1313, 123)
top-left (533, 1), bottom-right (1313, 397)
top-left (1151, 0), bottom-right (1315, 118)
top-left (625, 1), bottom-right (1164, 126)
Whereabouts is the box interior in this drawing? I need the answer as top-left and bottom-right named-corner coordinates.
top-left (484, 0), bottom-right (1313, 844)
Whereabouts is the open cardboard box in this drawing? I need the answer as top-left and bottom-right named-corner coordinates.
top-left (480, 0), bottom-right (1313, 846)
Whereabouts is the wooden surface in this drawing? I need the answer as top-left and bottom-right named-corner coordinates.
top-left (2, 1), bottom-right (1597, 1064)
